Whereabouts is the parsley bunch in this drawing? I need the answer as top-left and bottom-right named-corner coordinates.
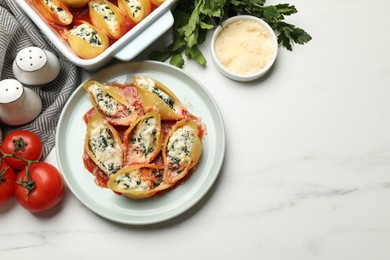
top-left (149, 0), bottom-right (312, 68)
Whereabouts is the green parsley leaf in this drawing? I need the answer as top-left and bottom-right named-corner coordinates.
top-left (170, 53), bottom-right (185, 68)
top-left (148, 0), bottom-right (312, 67)
top-left (185, 45), bottom-right (207, 65)
top-left (148, 50), bottom-right (172, 62)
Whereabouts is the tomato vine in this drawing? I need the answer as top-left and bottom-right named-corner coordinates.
top-left (0, 146), bottom-right (39, 199)
top-left (1, 131), bottom-right (64, 212)
top-left (0, 165), bottom-right (9, 182)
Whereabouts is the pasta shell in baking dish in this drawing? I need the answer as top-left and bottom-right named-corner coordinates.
top-left (67, 21), bottom-right (109, 59)
top-left (132, 76), bottom-right (187, 120)
top-left (58, 0), bottom-right (89, 8)
top-left (163, 119), bottom-right (202, 185)
top-left (150, 0), bottom-right (165, 6)
top-left (117, 0), bottom-right (151, 24)
top-left (85, 113), bottom-right (124, 177)
top-left (30, 0), bottom-right (73, 26)
top-left (88, 0), bottom-right (127, 39)
top-left (124, 111), bottom-right (162, 165)
top-left (83, 81), bottom-right (138, 125)
top-left (107, 164), bottom-right (170, 199)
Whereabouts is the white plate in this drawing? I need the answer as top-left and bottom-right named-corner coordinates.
top-left (56, 61), bottom-right (225, 225)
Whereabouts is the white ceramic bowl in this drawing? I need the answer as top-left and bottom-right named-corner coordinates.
top-left (14, 0), bottom-right (177, 70)
top-left (211, 15), bottom-right (278, 82)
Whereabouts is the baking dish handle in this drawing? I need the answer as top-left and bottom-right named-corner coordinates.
top-left (113, 10), bottom-right (174, 61)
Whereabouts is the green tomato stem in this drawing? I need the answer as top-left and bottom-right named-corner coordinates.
top-left (0, 147), bottom-right (39, 199)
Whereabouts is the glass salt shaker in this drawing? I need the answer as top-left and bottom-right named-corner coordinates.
top-left (12, 46), bottom-right (61, 85)
top-left (0, 79), bottom-right (42, 126)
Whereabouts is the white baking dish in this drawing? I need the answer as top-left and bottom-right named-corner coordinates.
top-left (14, 0), bottom-right (177, 70)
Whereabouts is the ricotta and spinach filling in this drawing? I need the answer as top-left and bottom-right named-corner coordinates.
top-left (88, 84), bottom-right (130, 117)
top-left (69, 24), bottom-right (102, 47)
top-left (166, 126), bottom-right (195, 173)
top-left (125, 0), bottom-right (142, 18)
top-left (91, 2), bottom-right (118, 32)
top-left (114, 168), bottom-right (163, 190)
top-left (115, 171), bottom-right (148, 190)
top-left (44, 0), bottom-right (70, 23)
top-left (89, 122), bottom-right (122, 175)
top-left (136, 77), bottom-right (178, 112)
top-left (130, 116), bottom-right (159, 159)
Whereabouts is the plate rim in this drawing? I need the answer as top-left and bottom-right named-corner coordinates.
top-left (55, 60), bottom-right (225, 225)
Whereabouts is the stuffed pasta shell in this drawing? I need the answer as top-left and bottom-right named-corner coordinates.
top-left (132, 76), bottom-right (187, 120)
top-left (107, 164), bottom-right (170, 199)
top-left (83, 81), bottom-right (138, 125)
top-left (150, 0), bottom-right (165, 6)
top-left (118, 0), bottom-right (151, 24)
top-left (67, 21), bottom-right (109, 59)
top-left (85, 113), bottom-right (124, 177)
top-left (163, 119), bottom-right (202, 185)
top-left (89, 0), bottom-right (127, 39)
top-left (124, 112), bottom-right (162, 165)
top-left (30, 0), bottom-right (73, 26)
top-left (58, 0), bottom-right (89, 8)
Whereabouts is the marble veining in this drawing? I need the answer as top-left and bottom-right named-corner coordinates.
top-left (2, 0), bottom-right (390, 259)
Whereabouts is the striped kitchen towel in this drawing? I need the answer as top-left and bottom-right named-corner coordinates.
top-left (0, 0), bottom-right (80, 158)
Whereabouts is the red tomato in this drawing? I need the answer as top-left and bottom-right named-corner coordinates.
top-left (1, 130), bottom-right (43, 171)
top-left (0, 162), bottom-right (16, 206)
top-left (15, 162), bottom-right (64, 212)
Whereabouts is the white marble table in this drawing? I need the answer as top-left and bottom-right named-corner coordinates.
top-left (2, 0), bottom-right (390, 259)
